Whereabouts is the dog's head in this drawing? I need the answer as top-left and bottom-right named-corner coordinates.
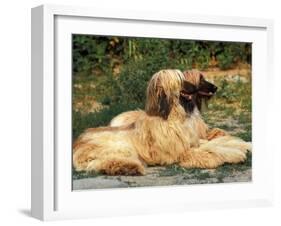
top-left (179, 80), bottom-right (198, 114)
top-left (183, 70), bottom-right (217, 111)
top-left (145, 69), bottom-right (217, 119)
top-left (145, 69), bottom-right (196, 119)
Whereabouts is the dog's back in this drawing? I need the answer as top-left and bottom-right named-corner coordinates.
top-left (110, 110), bottom-right (145, 127)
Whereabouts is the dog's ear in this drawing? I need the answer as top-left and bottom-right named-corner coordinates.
top-left (158, 90), bottom-right (171, 120)
top-left (198, 73), bottom-right (217, 94)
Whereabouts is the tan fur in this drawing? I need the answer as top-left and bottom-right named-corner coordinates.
top-left (207, 128), bottom-right (228, 140)
top-left (183, 69), bottom-right (229, 140)
top-left (110, 110), bottom-right (145, 128)
top-left (183, 69), bottom-right (202, 87)
top-left (73, 70), bottom-right (251, 175)
top-left (110, 69), bottom-right (225, 140)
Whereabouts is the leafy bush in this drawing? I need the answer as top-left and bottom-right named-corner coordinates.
top-left (215, 78), bottom-right (251, 103)
top-left (73, 35), bottom-right (124, 76)
top-left (217, 52), bottom-right (234, 70)
top-left (73, 35), bottom-right (252, 76)
top-left (94, 74), bottom-right (122, 105)
top-left (117, 56), bottom-right (175, 105)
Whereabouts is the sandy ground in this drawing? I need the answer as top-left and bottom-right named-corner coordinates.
top-left (73, 167), bottom-right (251, 190)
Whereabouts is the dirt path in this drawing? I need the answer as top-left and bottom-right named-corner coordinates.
top-left (73, 165), bottom-right (251, 190)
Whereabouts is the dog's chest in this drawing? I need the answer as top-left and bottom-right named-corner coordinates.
top-left (183, 113), bottom-right (204, 147)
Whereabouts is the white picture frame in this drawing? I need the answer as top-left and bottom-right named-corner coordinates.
top-left (31, 4), bottom-right (274, 221)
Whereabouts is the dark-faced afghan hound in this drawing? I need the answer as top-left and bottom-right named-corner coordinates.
top-left (73, 70), bottom-right (251, 175)
top-left (110, 69), bottom-right (227, 140)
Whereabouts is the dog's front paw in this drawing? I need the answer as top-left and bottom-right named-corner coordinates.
top-left (207, 128), bottom-right (228, 140)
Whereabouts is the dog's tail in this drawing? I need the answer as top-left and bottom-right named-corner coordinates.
top-left (110, 110), bottom-right (144, 127)
top-left (180, 136), bottom-right (251, 169)
top-left (73, 144), bottom-right (146, 176)
top-left (73, 133), bottom-right (146, 176)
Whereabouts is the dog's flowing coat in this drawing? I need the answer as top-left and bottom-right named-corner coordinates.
top-left (73, 70), bottom-right (251, 175)
top-left (110, 70), bottom-right (226, 140)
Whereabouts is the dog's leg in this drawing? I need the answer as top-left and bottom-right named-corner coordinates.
top-left (179, 136), bottom-right (251, 169)
top-left (73, 141), bottom-right (145, 176)
top-left (204, 136), bottom-right (252, 153)
top-left (74, 152), bottom-right (146, 176)
top-left (97, 158), bottom-right (145, 176)
top-left (179, 148), bottom-right (246, 169)
top-left (207, 128), bottom-right (228, 140)
top-left (179, 149), bottom-right (226, 168)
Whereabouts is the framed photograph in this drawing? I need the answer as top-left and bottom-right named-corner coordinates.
top-left (31, 4), bottom-right (274, 221)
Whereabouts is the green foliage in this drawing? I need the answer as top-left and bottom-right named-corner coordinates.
top-left (72, 168), bottom-right (101, 180)
top-left (217, 52), bottom-right (234, 70)
top-left (73, 35), bottom-right (251, 76)
top-left (118, 62), bottom-right (150, 105)
top-left (159, 165), bottom-right (189, 176)
top-left (236, 131), bottom-right (252, 142)
top-left (216, 79), bottom-right (238, 101)
top-left (216, 43), bottom-right (251, 69)
top-left (216, 152), bottom-right (252, 174)
top-left (73, 35), bottom-right (124, 76)
top-left (215, 78), bottom-right (251, 106)
top-left (94, 74), bottom-right (122, 105)
top-left (116, 56), bottom-right (175, 106)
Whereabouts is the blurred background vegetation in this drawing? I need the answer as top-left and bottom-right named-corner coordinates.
top-left (72, 35), bottom-right (252, 140)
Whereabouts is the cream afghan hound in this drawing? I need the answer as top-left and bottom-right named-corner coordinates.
top-left (110, 69), bottom-right (227, 140)
top-left (73, 70), bottom-right (251, 175)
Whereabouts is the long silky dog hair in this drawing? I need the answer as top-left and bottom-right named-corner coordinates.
top-left (73, 70), bottom-right (251, 175)
top-left (110, 69), bottom-right (225, 140)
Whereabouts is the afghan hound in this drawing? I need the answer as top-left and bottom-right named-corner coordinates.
top-left (110, 69), bottom-right (226, 140)
top-left (73, 70), bottom-right (251, 175)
